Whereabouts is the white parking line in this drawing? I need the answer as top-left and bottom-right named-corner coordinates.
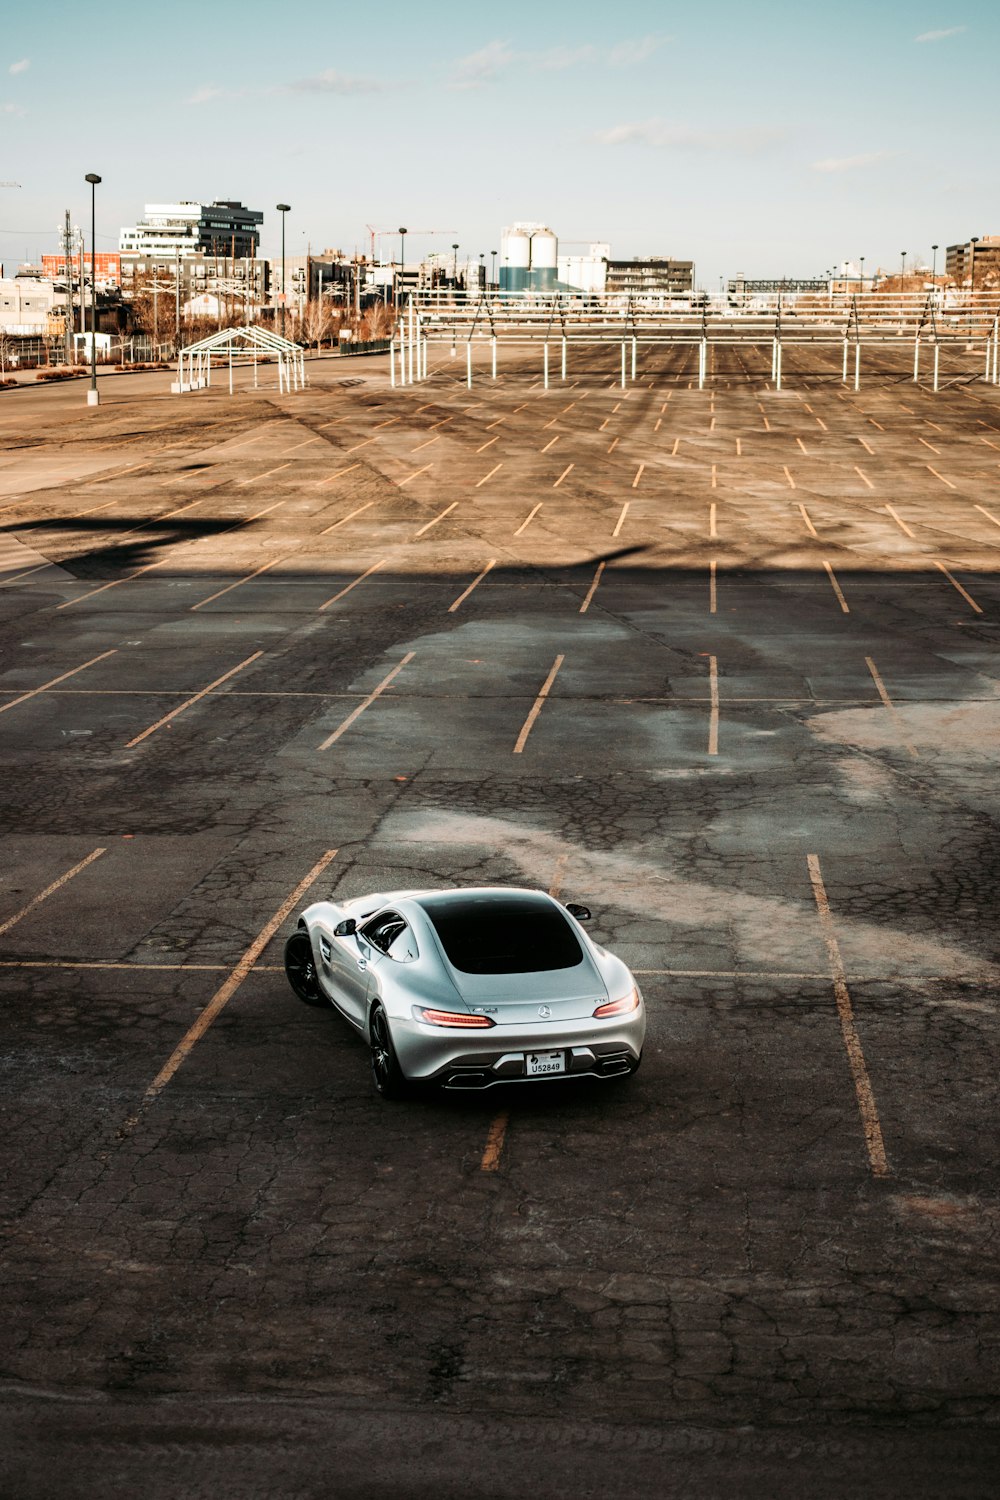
top-left (318, 653), bottom-right (414, 750)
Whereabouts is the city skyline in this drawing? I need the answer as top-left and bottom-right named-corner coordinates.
top-left (1, 0), bottom-right (996, 286)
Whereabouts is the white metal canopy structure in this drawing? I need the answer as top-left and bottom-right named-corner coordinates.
top-left (172, 325), bottom-right (306, 395)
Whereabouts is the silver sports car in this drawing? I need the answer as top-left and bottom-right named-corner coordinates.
top-left (283, 886), bottom-right (645, 1098)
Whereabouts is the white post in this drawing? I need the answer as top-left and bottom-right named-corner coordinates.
top-left (914, 336), bottom-right (920, 383)
top-left (407, 301), bottom-right (414, 385)
top-left (933, 342), bottom-right (940, 392)
top-left (620, 341), bottom-right (626, 389)
top-left (253, 342), bottom-right (258, 388)
top-left (544, 342), bottom-right (549, 390)
top-left (771, 338), bottom-right (777, 380)
top-left (985, 335), bottom-right (992, 383)
top-left (422, 336), bottom-right (428, 380)
top-left (491, 336), bottom-right (497, 379)
top-left (842, 338), bottom-right (848, 383)
top-left (228, 344), bottom-right (233, 396)
top-left (466, 341), bottom-right (472, 389)
top-left (854, 342), bottom-right (861, 392)
top-left (699, 339), bottom-right (706, 390)
top-left (775, 338), bottom-right (782, 391)
top-left (561, 337), bottom-right (567, 380)
top-left (398, 333), bottom-right (405, 386)
top-left (390, 333), bottom-right (396, 388)
top-left (631, 336), bottom-right (637, 381)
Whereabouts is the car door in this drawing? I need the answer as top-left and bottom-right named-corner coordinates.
top-left (323, 920), bottom-right (378, 1029)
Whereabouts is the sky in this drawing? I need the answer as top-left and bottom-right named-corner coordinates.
top-left (1, 0), bottom-right (996, 287)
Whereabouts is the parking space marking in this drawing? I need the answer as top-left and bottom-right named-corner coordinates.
top-left (709, 503), bottom-right (717, 538)
top-left (933, 560), bottom-right (982, 613)
top-left (315, 464), bottom-right (361, 488)
top-left (926, 466), bottom-right (956, 490)
top-left (783, 465), bottom-right (796, 490)
top-left (981, 437), bottom-right (1000, 453)
top-left (0, 649), bottom-right (117, 716)
top-left (707, 655), bottom-right (719, 755)
top-left (553, 465), bottom-right (574, 488)
top-left (476, 463), bottom-right (503, 487)
top-left (541, 436), bottom-right (560, 453)
top-left (709, 560), bottom-right (717, 615)
top-left (710, 463), bottom-right (717, 489)
top-left (448, 560), bottom-right (497, 613)
top-left (514, 654), bottom-right (564, 754)
top-left (0, 847), bottom-right (106, 936)
top-left (796, 438), bottom-right (809, 455)
top-left (191, 560), bottom-right (289, 610)
top-left (866, 656), bottom-right (919, 759)
top-left (671, 437), bottom-right (680, 456)
top-left (279, 436), bottom-right (323, 454)
top-left (613, 502), bottom-right (629, 537)
top-left (514, 503), bottom-right (543, 537)
top-left (579, 561), bottom-right (605, 614)
top-left (632, 463), bottom-right (645, 489)
top-left (918, 436), bottom-right (941, 456)
top-left (236, 462), bottom-right (292, 488)
top-left (399, 464), bottom-right (433, 487)
top-left (319, 560), bottom-right (386, 610)
top-left (476, 436), bottom-right (499, 454)
top-left (0, 561), bottom-right (55, 587)
top-left (823, 561), bottom-right (850, 613)
top-left (807, 853), bottom-right (889, 1178)
top-left (318, 653), bottom-right (414, 749)
top-left (798, 503), bottom-right (818, 537)
top-left (853, 466), bottom-right (875, 491)
top-left (974, 503), bottom-right (1000, 530)
top-left (856, 436), bottom-right (875, 455)
top-left (414, 503), bottom-right (458, 537)
top-left (57, 559), bottom-right (170, 610)
top-left (346, 436), bottom-right (379, 455)
top-left (410, 436), bottom-right (440, 455)
top-left (121, 849), bottom-right (340, 1133)
top-left (607, 437), bottom-right (620, 454)
top-left (480, 1110), bottom-right (510, 1172)
top-left (868, 417), bottom-right (884, 431)
top-left (814, 416), bottom-right (828, 431)
top-left (124, 651), bottom-right (264, 746)
top-left (884, 504), bottom-right (915, 538)
top-left (321, 502), bottom-right (376, 534)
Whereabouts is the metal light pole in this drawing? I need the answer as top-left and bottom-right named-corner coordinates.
top-left (859, 256), bottom-right (865, 292)
top-left (452, 243), bottom-right (459, 281)
top-left (900, 250), bottom-right (907, 286)
top-left (175, 246), bottom-right (181, 351)
top-left (931, 243), bottom-right (938, 286)
top-left (84, 173), bottom-right (101, 406)
top-left (479, 252), bottom-right (485, 291)
top-left (398, 227), bottom-right (407, 306)
top-left (491, 249), bottom-right (497, 289)
top-left (276, 203), bottom-right (290, 338)
top-left (970, 236), bottom-right (980, 294)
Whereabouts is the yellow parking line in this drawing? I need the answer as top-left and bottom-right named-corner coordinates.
top-left (798, 503), bottom-right (818, 537)
top-left (191, 559), bottom-right (288, 610)
top-left (709, 502), bottom-right (717, 538)
top-left (613, 501), bottom-right (629, 537)
top-left (448, 559), bottom-right (497, 612)
top-left (974, 502), bottom-right (1000, 529)
top-left (708, 655), bottom-right (719, 755)
top-left (607, 437), bottom-right (620, 454)
top-left (480, 1110), bottom-right (510, 1172)
top-left (541, 436), bottom-right (560, 453)
top-left (709, 559), bottom-right (717, 615)
top-left (933, 560), bottom-right (982, 613)
top-left (0, 649), bottom-right (117, 716)
top-left (918, 436), bottom-right (940, 455)
top-left (926, 466), bottom-right (956, 490)
top-left (318, 653), bottom-right (414, 749)
top-left (57, 560), bottom-right (170, 610)
top-left (414, 503), bottom-right (458, 537)
top-left (476, 463), bottom-right (503, 487)
top-left (411, 436), bottom-right (440, 454)
top-left (866, 656), bottom-right (918, 759)
top-left (120, 849), bottom-right (339, 1134)
top-left (236, 461), bottom-right (292, 488)
top-left (553, 464), bottom-right (574, 488)
top-left (814, 416), bottom-right (828, 431)
top-left (796, 438), bottom-right (809, 455)
top-left (854, 466), bottom-right (875, 490)
top-left (884, 504), bottom-right (915, 538)
top-left (823, 561), bottom-right (850, 612)
top-left (315, 463), bottom-right (361, 487)
top-left (632, 463), bottom-right (644, 489)
top-left (579, 561), bottom-right (605, 614)
top-left (476, 436), bottom-right (499, 454)
top-left (514, 504), bottom-right (542, 537)
top-left (0, 847), bottom-right (106, 935)
top-left (399, 464), bottom-right (432, 487)
top-left (856, 436), bottom-right (875, 455)
top-left (1, 561), bottom-right (56, 587)
top-left (318, 559), bottom-right (386, 611)
top-left (782, 465), bottom-right (795, 490)
top-left (735, 437), bottom-right (742, 456)
top-left (671, 437), bottom-right (680, 456)
top-left (868, 417), bottom-right (884, 431)
top-left (514, 654), bottom-right (564, 754)
top-left (321, 502), bottom-right (375, 534)
top-left (980, 436), bottom-right (1000, 453)
top-left (346, 436), bottom-right (379, 454)
top-left (807, 853), bottom-right (889, 1178)
top-left (125, 652), bottom-right (263, 746)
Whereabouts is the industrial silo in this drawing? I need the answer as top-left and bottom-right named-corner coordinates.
top-left (501, 227), bottom-right (530, 292)
top-left (530, 227), bottom-right (558, 292)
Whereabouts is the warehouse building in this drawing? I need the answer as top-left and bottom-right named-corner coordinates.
top-left (119, 201), bottom-right (263, 259)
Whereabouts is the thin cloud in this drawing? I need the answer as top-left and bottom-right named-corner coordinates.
top-left (8, 58), bottom-right (29, 75)
top-left (1, 101), bottom-right (25, 115)
top-left (290, 68), bottom-right (383, 94)
top-left (451, 40), bottom-right (516, 89)
top-left (532, 45), bottom-right (597, 70)
top-left (608, 35), bottom-right (668, 66)
top-left (188, 85), bottom-right (225, 104)
top-left (451, 35), bottom-right (666, 87)
top-left (594, 118), bottom-right (783, 153)
top-left (915, 26), bottom-right (966, 41)
top-left (812, 149), bottom-right (897, 172)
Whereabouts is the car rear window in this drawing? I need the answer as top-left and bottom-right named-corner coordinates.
top-left (419, 894), bottom-right (583, 974)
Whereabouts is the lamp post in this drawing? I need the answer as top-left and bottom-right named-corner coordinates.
top-left (491, 249), bottom-right (497, 289)
top-left (969, 236), bottom-right (980, 295)
top-left (900, 250), bottom-right (907, 286)
top-left (84, 173), bottom-right (101, 406)
top-left (479, 252), bottom-right (485, 291)
top-left (276, 203), bottom-right (290, 338)
top-left (859, 256), bottom-right (865, 292)
top-left (398, 227), bottom-right (407, 306)
top-left (931, 243), bottom-right (938, 287)
top-left (452, 243), bottom-right (459, 281)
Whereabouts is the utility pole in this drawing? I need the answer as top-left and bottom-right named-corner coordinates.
top-left (63, 210), bottom-right (73, 366)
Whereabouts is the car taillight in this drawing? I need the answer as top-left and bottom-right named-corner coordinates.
top-left (413, 1006), bottom-right (495, 1028)
top-left (593, 988), bottom-right (639, 1018)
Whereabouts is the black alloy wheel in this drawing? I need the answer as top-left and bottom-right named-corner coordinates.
top-left (369, 1002), bottom-right (407, 1099)
top-left (284, 930), bottom-right (325, 1006)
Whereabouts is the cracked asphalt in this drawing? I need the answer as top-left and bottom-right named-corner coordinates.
top-left (1, 343), bottom-right (999, 1497)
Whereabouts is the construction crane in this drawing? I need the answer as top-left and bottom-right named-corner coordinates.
top-left (0, 181), bottom-right (22, 188)
top-left (365, 226), bottom-right (457, 260)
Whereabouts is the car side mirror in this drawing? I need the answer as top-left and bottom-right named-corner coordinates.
top-left (333, 918), bottom-right (357, 936)
top-left (565, 903), bottom-right (591, 921)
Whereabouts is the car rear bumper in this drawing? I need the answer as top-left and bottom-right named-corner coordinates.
top-left (392, 1011), bottom-right (646, 1087)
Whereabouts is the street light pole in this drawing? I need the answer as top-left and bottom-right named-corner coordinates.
top-left (398, 227), bottom-right (407, 306)
top-left (900, 250), bottom-right (907, 285)
top-left (970, 236), bottom-right (980, 295)
top-left (491, 249), bottom-right (497, 289)
top-left (452, 243), bottom-right (459, 281)
top-left (931, 243), bottom-right (938, 288)
top-left (84, 173), bottom-right (101, 406)
top-left (276, 204), bottom-right (290, 338)
top-left (859, 256), bottom-right (865, 292)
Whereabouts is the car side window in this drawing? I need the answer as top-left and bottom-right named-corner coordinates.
top-left (385, 925), bottom-right (418, 963)
top-left (359, 910), bottom-right (407, 956)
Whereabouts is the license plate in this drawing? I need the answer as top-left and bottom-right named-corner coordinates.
top-left (526, 1050), bottom-right (565, 1077)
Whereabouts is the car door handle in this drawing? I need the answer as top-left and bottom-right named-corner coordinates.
top-left (356, 959), bottom-right (367, 972)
